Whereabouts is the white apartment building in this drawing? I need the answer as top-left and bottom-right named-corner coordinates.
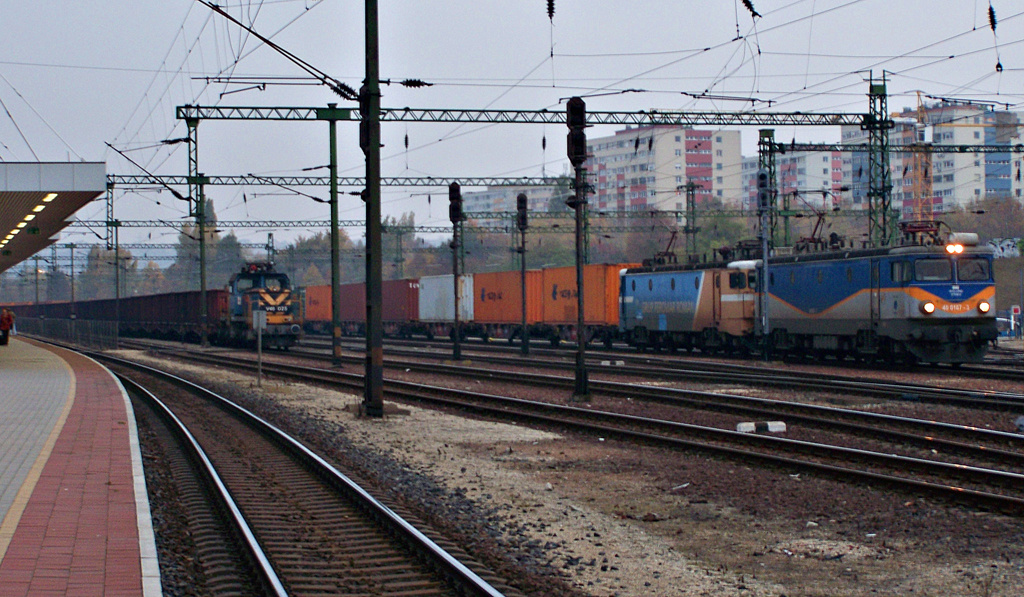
top-left (842, 102), bottom-right (1022, 217)
top-left (584, 125), bottom-right (744, 213)
top-left (461, 184), bottom-right (563, 222)
top-left (741, 151), bottom-right (845, 211)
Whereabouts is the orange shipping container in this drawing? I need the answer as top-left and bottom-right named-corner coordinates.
top-left (303, 284), bottom-right (335, 323)
top-left (473, 270), bottom-right (543, 324)
top-left (541, 264), bottom-right (635, 326)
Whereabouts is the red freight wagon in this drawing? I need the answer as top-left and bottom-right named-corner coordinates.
top-left (303, 279), bottom-right (419, 337)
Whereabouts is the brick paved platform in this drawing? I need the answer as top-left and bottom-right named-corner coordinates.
top-left (0, 338), bottom-right (160, 596)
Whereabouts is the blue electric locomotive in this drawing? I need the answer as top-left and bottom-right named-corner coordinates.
top-left (620, 230), bottom-right (998, 364)
top-left (765, 232), bottom-right (996, 363)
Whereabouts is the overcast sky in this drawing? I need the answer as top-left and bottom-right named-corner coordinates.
top-left (1, 0), bottom-right (1022, 249)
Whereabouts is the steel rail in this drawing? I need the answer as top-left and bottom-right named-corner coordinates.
top-left (140, 348), bottom-right (1024, 515)
top-left (100, 352), bottom-right (508, 597)
top-left (117, 374), bottom-right (289, 596)
top-left (283, 343), bottom-right (1024, 468)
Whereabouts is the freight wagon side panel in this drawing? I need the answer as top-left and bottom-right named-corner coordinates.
top-left (542, 264), bottom-right (634, 325)
top-left (418, 275), bottom-right (473, 322)
top-left (382, 279), bottom-right (418, 322)
top-left (337, 282), bottom-right (368, 322)
top-left (473, 270), bottom-right (542, 324)
top-left (303, 285), bottom-right (333, 323)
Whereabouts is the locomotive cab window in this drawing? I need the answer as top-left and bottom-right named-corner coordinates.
top-left (914, 259), bottom-right (952, 282)
top-left (236, 278), bottom-right (254, 291)
top-left (956, 258), bottom-right (990, 282)
top-left (891, 261), bottom-right (912, 284)
top-left (728, 272), bottom-right (746, 289)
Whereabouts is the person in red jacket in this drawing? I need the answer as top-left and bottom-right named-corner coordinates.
top-left (0, 309), bottom-right (13, 346)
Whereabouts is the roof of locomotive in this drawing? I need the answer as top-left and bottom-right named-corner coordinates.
top-left (624, 241), bottom-right (993, 275)
top-left (227, 262), bottom-right (290, 285)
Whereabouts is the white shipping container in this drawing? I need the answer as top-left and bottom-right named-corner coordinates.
top-left (418, 274), bottom-right (474, 322)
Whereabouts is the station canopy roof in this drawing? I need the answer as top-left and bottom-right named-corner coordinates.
top-left (0, 162), bottom-right (106, 275)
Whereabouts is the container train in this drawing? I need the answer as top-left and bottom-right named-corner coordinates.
top-left (4, 231), bottom-right (997, 364)
top-left (300, 231), bottom-right (996, 364)
top-left (5, 262), bottom-right (303, 349)
top-left (302, 264), bottom-right (631, 347)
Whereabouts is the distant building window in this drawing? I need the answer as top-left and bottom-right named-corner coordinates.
top-left (716, 163), bottom-right (722, 170)
top-left (675, 135), bottom-right (681, 142)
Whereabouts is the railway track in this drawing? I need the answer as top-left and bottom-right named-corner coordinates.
top-left (305, 334), bottom-right (1024, 386)
top-left (102, 353), bottom-right (514, 597)
top-left (294, 337), bottom-right (1024, 412)
top-left (118, 344), bottom-right (1024, 516)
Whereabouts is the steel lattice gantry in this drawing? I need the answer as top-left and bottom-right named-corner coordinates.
top-left (175, 105), bottom-right (868, 127)
top-left (168, 102), bottom-right (884, 248)
top-left (107, 174), bottom-right (564, 187)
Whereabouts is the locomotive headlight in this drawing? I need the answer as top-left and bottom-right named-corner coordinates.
top-left (945, 244), bottom-right (964, 254)
top-left (920, 301), bottom-right (936, 315)
top-left (978, 301), bottom-right (991, 314)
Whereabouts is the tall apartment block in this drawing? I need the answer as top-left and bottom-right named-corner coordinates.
top-left (585, 125), bottom-right (744, 212)
top-left (741, 151), bottom-right (846, 211)
top-left (842, 101), bottom-right (1022, 218)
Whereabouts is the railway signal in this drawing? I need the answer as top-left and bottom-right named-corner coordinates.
top-left (566, 97), bottom-right (587, 168)
top-left (516, 192), bottom-right (528, 231)
top-left (450, 181), bottom-right (463, 360)
top-left (756, 168), bottom-right (771, 211)
top-left (566, 97), bottom-right (589, 399)
top-left (448, 182), bottom-right (464, 224)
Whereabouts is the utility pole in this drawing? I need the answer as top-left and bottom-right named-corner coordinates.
top-left (756, 169), bottom-right (772, 360)
top-left (362, 0), bottom-right (384, 417)
top-left (114, 223), bottom-right (121, 349)
top-left (33, 255), bottom-right (40, 306)
top-left (329, 103), bottom-right (343, 366)
top-left (197, 180), bottom-right (208, 347)
top-left (517, 193), bottom-right (529, 356)
top-left (69, 243), bottom-right (76, 341)
top-left (567, 97), bottom-right (589, 400)
top-left (449, 182), bottom-right (464, 361)
top-left (866, 73), bottom-right (895, 246)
